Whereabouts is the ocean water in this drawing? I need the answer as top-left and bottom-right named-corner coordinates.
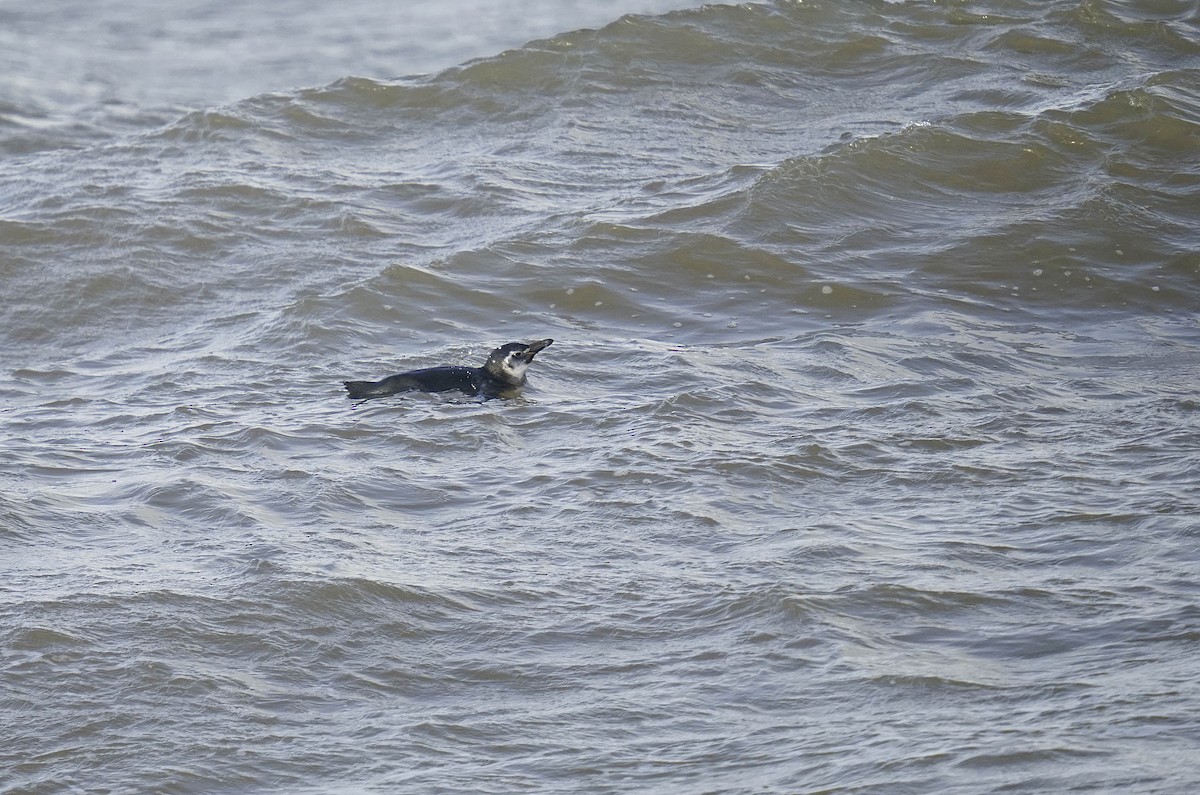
top-left (3, 0), bottom-right (1199, 792)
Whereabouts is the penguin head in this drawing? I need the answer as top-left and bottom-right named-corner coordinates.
top-left (484, 339), bottom-right (554, 385)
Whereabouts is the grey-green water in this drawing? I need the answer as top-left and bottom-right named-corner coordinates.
top-left (3, 1), bottom-right (1199, 792)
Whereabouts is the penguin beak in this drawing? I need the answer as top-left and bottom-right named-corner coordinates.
top-left (521, 339), bottom-right (554, 359)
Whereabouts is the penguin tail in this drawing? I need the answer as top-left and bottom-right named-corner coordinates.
top-left (344, 380), bottom-right (383, 400)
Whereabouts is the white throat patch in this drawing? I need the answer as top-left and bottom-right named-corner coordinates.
top-left (498, 353), bottom-right (530, 380)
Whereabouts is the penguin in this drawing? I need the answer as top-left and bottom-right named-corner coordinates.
top-left (343, 339), bottom-right (553, 400)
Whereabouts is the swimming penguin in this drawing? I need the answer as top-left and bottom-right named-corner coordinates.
top-left (343, 339), bottom-right (554, 400)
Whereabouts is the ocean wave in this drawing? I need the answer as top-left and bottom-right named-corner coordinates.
top-left (4, 3), bottom-right (1199, 792)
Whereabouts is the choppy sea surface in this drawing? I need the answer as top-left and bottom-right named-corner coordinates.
top-left (3, 0), bottom-right (1199, 792)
